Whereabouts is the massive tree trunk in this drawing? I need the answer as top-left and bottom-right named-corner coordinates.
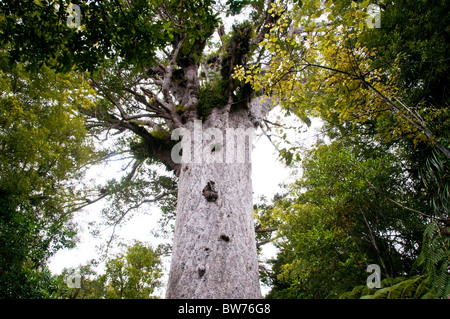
top-left (82, 2), bottom-right (277, 298)
top-left (166, 158), bottom-right (260, 298)
top-left (0, 0), bottom-right (286, 299)
top-left (166, 108), bottom-right (262, 298)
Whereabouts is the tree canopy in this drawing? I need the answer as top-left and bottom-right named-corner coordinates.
top-left (250, 0), bottom-right (449, 299)
top-left (56, 241), bottom-right (163, 299)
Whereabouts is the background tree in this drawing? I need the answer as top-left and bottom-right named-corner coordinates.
top-left (260, 127), bottom-right (428, 298)
top-left (103, 241), bottom-right (163, 299)
top-left (57, 241), bottom-right (163, 299)
top-left (245, 0), bottom-right (449, 299)
top-left (0, 55), bottom-right (96, 298)
top-left (243, 0), bottom-right (450, 159)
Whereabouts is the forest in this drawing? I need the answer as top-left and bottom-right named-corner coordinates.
top-left (0, 0), bottom-right (449, 299)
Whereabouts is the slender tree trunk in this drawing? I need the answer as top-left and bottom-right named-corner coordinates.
top-left (166, 109), bottom-right (262, 299)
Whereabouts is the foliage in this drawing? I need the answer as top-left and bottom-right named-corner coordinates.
top-left (1, 0), bottom-right (168, 72)
top-left (266, 204), bottom-right (368, 299)
top-left (1, 1), bottom-right (268, 299)
top-left (0, 56), bottom-right (96, 298)
top-left (261, 129), bottom-right (430, 298)
top-left (1, 0), bottom-right (448, 299)
top-left (415, 221), bottom-right (450, 298)
top-left (242, 0), bottom-right (450, 214)
top-left (339, 220), bottom-right (449, 299)
top-left (0, 0), bottom-right (223, 73)
top-left (239, 0), bottom-right (450, 157)
top-left (339, 275), bottom-right (431, 299)
top-left (57, 241), bottom-right (163, 299)
top-left (197, 79), bottom-right (228, 118)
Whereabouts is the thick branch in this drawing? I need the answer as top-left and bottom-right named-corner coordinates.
top-left (105, 116), bottom-right (180, 174)
top-left (255, 227), bottom-right (278, 233)
top-left (256, 239), bottom-right (273, 248)
top-left (181, 64), bottom-right (200, 121)
top-left (162, 37), bottom-right (185, 105)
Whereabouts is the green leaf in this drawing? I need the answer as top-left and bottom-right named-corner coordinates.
top-left (361, 0), bottom-right (370, 9)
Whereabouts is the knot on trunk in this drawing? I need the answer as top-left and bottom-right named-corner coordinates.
top-left (219, 234), bottom-right (230, 242)
top-left (197, 265), bottom-right (206, 278)
top-left (202, 181), bottom-right (218, 202)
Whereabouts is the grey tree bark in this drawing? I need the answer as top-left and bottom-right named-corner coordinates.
top-left (166, 106), bottom-right (266, 298)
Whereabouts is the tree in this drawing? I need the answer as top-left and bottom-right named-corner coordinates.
top-left (57, 241), bottom-right (163, 299)
top-left (104, 242), bottom-right (162, 299)
top-left (241, 0), bottom-right (450, 160)
top-left (0, 0), bottom-right (288, 298)
top-left (260, 128), bottom-right (427, 298)
top-left (0, 55), bottom-right (95, 298)
top-left (3, 0), bottom-right (447, 299)
top-left (242, 0), bottom-right (449, 216)
top-left (265, 204), bottom-right (369, 299)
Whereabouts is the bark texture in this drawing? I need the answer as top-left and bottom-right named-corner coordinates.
top-left (166, 162), bottom-right (260, 298)
top-left (166, 108), bottom-right (263, 299)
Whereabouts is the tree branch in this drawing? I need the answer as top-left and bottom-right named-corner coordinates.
top-left (256, 239), bottom-right (272, 248)
top-left (365, 180), bottom-right (435, 219)
top-left (292, 61), bottom-right (450, 160)
top-left (105, 189), bottom-right (177, 249)
top-left (162, 36), bottom-right (185, 105)
top-left (255, 227), bottom-right (278, 233)
top-left (362, 80), bottom-right (450, 159)
top-left (104, 116), bottom-right (179, 173)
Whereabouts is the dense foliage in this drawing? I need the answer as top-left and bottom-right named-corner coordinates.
top-left (56, 241), bottom-right (163, 299)
top-left (249, 0), bottom-right (449, 299)
top-left (0, 56), bottom-right (95, 298)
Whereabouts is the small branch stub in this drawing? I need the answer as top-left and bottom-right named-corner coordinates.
top-left (202, 181), bottom-right (218, 202)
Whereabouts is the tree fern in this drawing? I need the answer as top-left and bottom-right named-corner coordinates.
top-left (417, 221), bottom-right (450, 299)
top-left (339, 219), bottom-right (449, 299)
top-left (339, 275), bottom-right (430, 299)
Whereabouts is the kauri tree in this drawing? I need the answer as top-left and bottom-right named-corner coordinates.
top-left (0, 0), bottom-right (290, 298)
